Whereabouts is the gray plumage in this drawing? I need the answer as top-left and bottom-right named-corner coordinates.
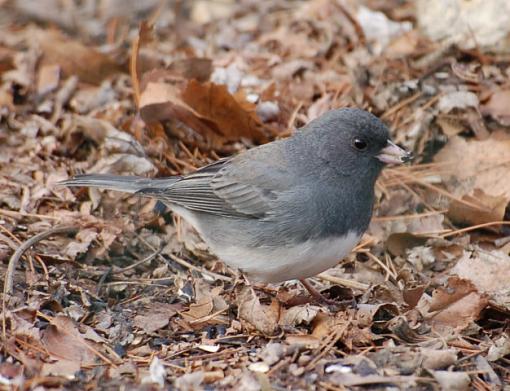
top-left (60, 108), bottom-right (409, 283)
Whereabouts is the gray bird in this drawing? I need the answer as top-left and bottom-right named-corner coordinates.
top-left (60, 108), bottom-right (411, 297)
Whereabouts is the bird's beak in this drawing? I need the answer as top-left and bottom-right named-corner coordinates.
top-left (376, 140), bottom-right (413, 165)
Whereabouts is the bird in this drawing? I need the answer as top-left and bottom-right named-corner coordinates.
top-left (59, 108), bottom-right (411, 300)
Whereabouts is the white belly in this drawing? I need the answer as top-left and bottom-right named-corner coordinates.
top-left (170, 205), bottom-right (361, 283)
top-left (211, 231), bottom-right (361, 283)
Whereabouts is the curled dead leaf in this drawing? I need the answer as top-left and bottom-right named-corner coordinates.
top-left (447, 188), bottom-right (508, 228)
top-left (41, 316), bottom-right (102, 365)
top-left (481, 89), bottom-right (510, 126)
top-left (133, 303), bottom-right (179, 334)
top-left (36, 29), bottom-right (121, 85)
top-left (450, 247), bottom-right (510, 311)
top-left (434, 133), bottom-right (510, 201)
top-left (356, 303), bottom-right (399, 331)
top-left (237, 289), bottom-right (280, 335)
top-left (427, 277), bottom-right (488, 330)
top-left (139, 79), bottom-right (270, 147)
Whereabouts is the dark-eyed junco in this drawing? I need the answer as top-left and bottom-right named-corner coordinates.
top-left (60, 108), bottom-right (411, 295)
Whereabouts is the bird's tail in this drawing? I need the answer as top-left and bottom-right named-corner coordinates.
top-left (58, 174), bottom-right (181, 194)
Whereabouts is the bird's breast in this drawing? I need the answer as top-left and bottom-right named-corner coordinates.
top-left (212, 230), bottom-right (362, 283)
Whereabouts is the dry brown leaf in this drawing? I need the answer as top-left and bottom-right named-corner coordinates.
top-left (402, 284), bottom-right (427, 309)
top-left (133, 303), bottom-right (179, 333)
top-left (41, 316), bottom-right (99, 364)
top-left (181, 80), bottom-right (269, 143)
top-left (481, 89), bottom-right (510, 126)
top-left (428, 277), bottom-right (488, 329)
top-left (238, 289), bottom-right (280, 335)
top-left (450, 247), bottom-right (510, 300)
top-left (279, 305), bottom-right (321, 327)
top-left (37, 63), bottom-right (60, 96)
top-left (434, 132), bottom-right (510, 200)
top-left (167, 58), bottom-right (213, 83)
top-left (436, 115), bottom-right (467, 137)
top-left (356, 303), bottom-right (399, 328)
top-left (63, 228), bottom-right (97, 258)
top-left (181, 281), bottom-right (228, 325)
top-left (36, 29), bottom-right (121, 85)
top-left (139, 79), bottom-right (269, 147)
top-left (386, 232), bottom-right (428, 257)
top-left (0, 46), bottom-right (14, 76)
top-left (131, 21), bottom-right (154, 108)
top-left (311, 311), bottom-right (335, 339)
top-left (447, 188), bottom-right (508, 227)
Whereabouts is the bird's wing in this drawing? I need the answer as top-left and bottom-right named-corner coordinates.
top-left (136, 143), bottom-right (292, 218)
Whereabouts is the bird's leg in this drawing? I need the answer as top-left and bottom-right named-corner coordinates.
top-left (299, 278), bottom-right (345, 306)
top-left (299, 278), bottom-right (328, 302)
top-left (299, 278), bottom-right (357, 307)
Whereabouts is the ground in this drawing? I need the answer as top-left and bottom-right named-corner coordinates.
top-left (0, 0), bottom-right (509, 390)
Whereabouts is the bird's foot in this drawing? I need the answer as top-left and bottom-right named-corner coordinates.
top-left (299, 278), bottom-right (355, 307)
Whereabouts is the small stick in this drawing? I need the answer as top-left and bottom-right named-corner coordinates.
top-left (4, 225), bottom-right (79, 296)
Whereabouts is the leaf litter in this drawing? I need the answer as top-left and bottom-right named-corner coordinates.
top-left (0, 0), bottom-right (510, 389)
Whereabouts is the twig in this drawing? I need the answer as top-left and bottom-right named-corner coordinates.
top-left (306, 317), bottom-right (351, 370)
top-left (167, 252), bottom-right (232, 282)
top-left (373, 210), bottom-right (447, 222)
top-left (116, 249), bottom-right (161, 273)
top-left (317, 273), bottom-right (369, 290)
top-left (0, 208), bottom-right (62, 221)
top-left (189, 306), bottom-right (229, 325)
top-left (381, 92), bottom-right (422, 120)
top-left (364, 251), bottom-right (396, 280)
top-left (3, 225), bottom-right (79, 296)
top-left (441, 221), bottom-right (510, 238)
top-left (3, 224), bottom-right (72, 339)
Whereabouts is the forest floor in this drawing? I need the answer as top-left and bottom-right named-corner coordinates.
top-left (0, 0), bottom-right (510, 389)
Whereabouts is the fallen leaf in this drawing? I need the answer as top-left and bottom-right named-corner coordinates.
top-left (41, 316), bottom-right (99, 364)
top-left (434, 132), bottom-right (510, 200)
top-left (487, 335), bottom-right (510, 362)
top-left (450, 247), bottom-right (510, 311)
top-left (447, 188), bottom-right (507, 228)
top-left (191, 0), bottom-right (235, 23)
top-left (481, 89), bottom-right (510, 126)
top-left (386, 232), bottom-right (428, 257)
top-left (167, 58), bottom-right (213, 82)
top-left (133, 303), bottom-right (178, 333)
top-left (285, 334), bottom-right (320, 348)
top-left (36, 29), bottom-right (122, 84)
top-left (181, 281), bottom-right (228, 325)
top-left (238, 289), bottom-right (280, 335)
top-left (402, 284), bottom-right (427, 310)
top-left (140, 80), bottom-right (270, 147)
top-left (181, 80), bottom-right (269, 144)
top-left (37, 63), bottom-right (60, 96)
top-left (279, 305), bottom-right (321, 327)
top-left (63, 228), bottom-right (97, 258)
top-left (438, 91), bottom-right (479, 113)
top-left (432, 370), bottom-right (471, 391)
top-left (428, 277), bottom-right (488, 329)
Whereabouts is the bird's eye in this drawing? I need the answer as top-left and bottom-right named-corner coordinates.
top-left (353, 138), bottom-right (368, 151)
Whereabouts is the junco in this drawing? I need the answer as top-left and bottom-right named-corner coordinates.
top-left (60, 108), bottom-right (411, 298)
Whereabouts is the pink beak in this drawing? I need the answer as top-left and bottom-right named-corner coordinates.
top-left (376, 140), bottom-right (413, 165)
